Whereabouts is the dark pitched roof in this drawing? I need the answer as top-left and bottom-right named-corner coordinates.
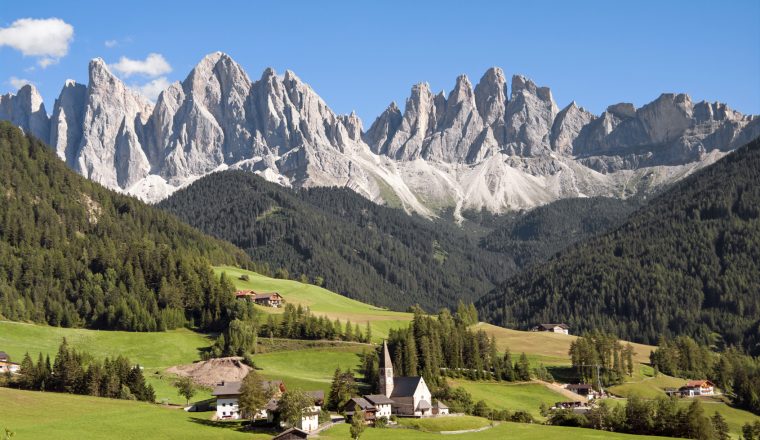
top-left (382, 340), bottom-right (392, 370)
top-left (272, 427), bottom-right (309, 440)
top-left (567, 383), bottom-right (593, 391)
top-left (344, 397), bottom-right (375, 414)
top-left (254, 292), bottom-right (282, 300)
top-left (536, 323), bottom-right (569, 330)
top-left (0, 352), bottom-right (8, 360)
top-left (364, 394), bottom-right (394, 405)
top-left (212, 381), bottom-right (242, 396)
top-left (212, 380), bottom-right (283, 396)
top-left (390, 377), bottom-right (424, 398)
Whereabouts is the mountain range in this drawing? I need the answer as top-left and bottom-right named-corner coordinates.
top-left (1, 52), bottom-right (758, 217)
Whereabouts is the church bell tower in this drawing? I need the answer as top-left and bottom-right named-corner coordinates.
top-left (380, 340), bottom-right (394, 397)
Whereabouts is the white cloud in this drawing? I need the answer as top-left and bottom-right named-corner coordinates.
top-left (8, 76), bottom-right (32, 90)
top-left (0, 18), bottom-right (74, 68)
top-left (104, 39), bottom-right (118, 48)
top-left (110, 53), bottom-right (171, 78)
top-left (134, 76), bottom-right (170, 102)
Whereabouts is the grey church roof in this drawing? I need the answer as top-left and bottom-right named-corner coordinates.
top-left (417, 399), bottom-right (432, 410)
top-left (389, 376), bottom-right (424, 398)
top-left (365, 394), bottom-right (394, 405)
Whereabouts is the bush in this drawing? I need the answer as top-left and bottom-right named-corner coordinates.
top-left (375, 416), bottom-right (388, 428)
top-left (510, 410), bottom-right (534, 423)
top-left (473, 400), bottom-right (492, 418)
top-left (239, 274), bottom-right (250, 281)
top-left (548, 409), bottom-right (588, 427)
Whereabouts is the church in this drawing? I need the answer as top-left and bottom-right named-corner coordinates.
top-left (380, 340), bottom-right (434, 416)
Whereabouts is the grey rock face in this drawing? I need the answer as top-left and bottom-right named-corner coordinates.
top-left (76, 58), bottom-right (153, 189)
top-left (551, 101), bottom-right (595, 155)
top-left (0, 84), bottom-right (50, 142)
top-left (50, 80), bottom-right (86, 164)
top-left (503, 75), bottom-right (559, 156)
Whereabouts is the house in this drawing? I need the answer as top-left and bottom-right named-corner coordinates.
top-left (254, 292), bottom-right (284, 308)
top-left (680, 380), bottom-right (715, 397)
top-left (566, 383), bottom-right (598, 399)
top-left (380, 340), bottom-right (434, 416)
top-left (235, 290), bottom-right (284, 308)
top-left (432, 400), bottom-right (449, 415)
top-left (344, 397), bottom-right (377, 424)
top-left (266, 389), bottom-right (324, 432)
top-left (213, 381), bottom-right (244, 420)
top-left (272, 427), bottom-right (310, 440)
top-left (212, 379), bottom-right (285, 420)
top-left (532, 323), bottom-right (570, 335)
top-left (0, 361), bottom-right (20, 374)
top-left (364, 394), bottom-right (394, 419)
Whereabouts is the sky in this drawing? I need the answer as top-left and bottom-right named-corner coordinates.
top-left (1, 0), bottom-right (758, 124)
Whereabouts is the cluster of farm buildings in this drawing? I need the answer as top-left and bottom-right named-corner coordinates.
top-left (210, 341), bottom-right (447, 437)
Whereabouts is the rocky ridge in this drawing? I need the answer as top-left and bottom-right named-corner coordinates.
top-left (2, 52), bottom-right (758, 217)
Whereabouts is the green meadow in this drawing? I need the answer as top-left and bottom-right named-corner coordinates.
top-left (215, 265), bottom-right (412, 341)
top-left (447, 379), bottom-right (568, 418)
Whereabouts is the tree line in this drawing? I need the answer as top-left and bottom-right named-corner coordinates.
top-left (548, 396), bottom-right (729, 440)
top-left (10, 338), bottom-right (154, 402)
top-left (0, 122), bottom-right (253, 332)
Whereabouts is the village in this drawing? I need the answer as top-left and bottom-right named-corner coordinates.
top-left (167, 290), bottom-right (724, 438)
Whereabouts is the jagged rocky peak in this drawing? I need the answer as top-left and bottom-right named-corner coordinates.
top-left (606, 102), bottom-right (636, 119)
top-left (0, 83), bottom-right (50, 143)
top-left (50, 79), bottom-right (87, 164)
top-left (363, 101), bottom-right (404, 155)
top-left (339, 111), bottom-right (363, 141)
top-left (636, 93), bottom-right (694, 144)
top-left (76, 57), bottom-right (153, 189)
top-left (551, 101), bottom-right (596, 155)
top-left (474, 67), bottom-right (507, 126)
top-left (504, 74), bottom-right (558, 156)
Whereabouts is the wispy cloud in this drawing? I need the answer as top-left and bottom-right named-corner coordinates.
top-left (0, 18), bottom-right (74, 68)
top-left (133, 76), bottom-right (171, 102)
top-left (104, 39), bottom-right (118, 48)
top-left (8, 76), bottom-right (32, 90)
top-left (110, 53), bottom-right (172, 78)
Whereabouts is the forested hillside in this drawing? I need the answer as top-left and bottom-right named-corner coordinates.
top-left (160, 169), bottom-right (642, 312)
top-left (477, 137), bottom-right (760, 353)
top-left (0, 122), bottom-right (252, 331)
top-left (159, 171), bottom-right (512, 311)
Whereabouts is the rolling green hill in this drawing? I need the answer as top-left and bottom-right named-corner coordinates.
top-left (477, 137), bottom-right (760, 351)
top-left (0, 122), bottom-right (251, 332)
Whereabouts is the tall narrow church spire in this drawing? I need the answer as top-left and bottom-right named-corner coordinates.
top-left (380, 340), bottom-right (394, 398)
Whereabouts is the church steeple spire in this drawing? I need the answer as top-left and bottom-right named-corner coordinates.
top-left (380, 340), bottom-right (394, 397)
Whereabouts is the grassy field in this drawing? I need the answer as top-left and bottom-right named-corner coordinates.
top-left (0, 320), bottom-right (214, 405)
top-left (254, 345), bottom-right (367, 393)
top-left (475, 322), bottom-right (655, 365)
top-left (0, 387), bottom-right (269, 440)
top-left (607, 364), bottom-right (685, 399)
top-left (215, 265), bottom-right (412, 341)
top-left (0, 320), bottom-right (210, 368)
top-left (448, 379), bottom-right (567, 418)
top-left (319, 421), bottom-right (673, 439)
top-left (397, 415), bottom-right (490, 431)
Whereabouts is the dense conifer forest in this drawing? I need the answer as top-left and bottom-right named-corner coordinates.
top-left (159, 169), bottom-right (636, 311)
top-left (0, 122), bottom-right (253, 331)
top-left (477, 137), bottom-right (760, 353)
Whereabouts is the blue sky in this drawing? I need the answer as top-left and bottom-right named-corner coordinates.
top-left (1, 0), bottom-right (758, 124)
